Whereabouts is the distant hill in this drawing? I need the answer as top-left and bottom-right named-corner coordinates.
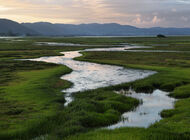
top-left (1, 18), bottom-right (190, 36)
top-left (22, 22), bottom-right (139, 36)
top-left (0, 19), bottom-right (38, 36)
top-left (22, 22), bottom-right (190, 36)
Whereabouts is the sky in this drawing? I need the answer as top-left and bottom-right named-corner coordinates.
top-left (0, 0), bottom-right (190, 27)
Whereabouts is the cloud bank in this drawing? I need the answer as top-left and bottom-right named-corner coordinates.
top-left (0, 0), bottom-right (189, 27)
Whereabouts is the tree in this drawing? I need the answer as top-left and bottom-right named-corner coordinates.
top-left (157, 34), bottom-right (166, 38)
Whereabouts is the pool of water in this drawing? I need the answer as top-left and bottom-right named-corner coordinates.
top-left (28, 45), bottom-right (156, 106)
top-left (36, 42), bottom-right (139, 47)
top-left (125, 50), bottom-right (190, 53)
top-left (0, 36), bottom-right (22, 39)
top-left (26, 44), bottom-right (178, 129)
top-left (107, 89), bottom-right (175, 129)
top-left (36, 42), bottom-right (83, 46)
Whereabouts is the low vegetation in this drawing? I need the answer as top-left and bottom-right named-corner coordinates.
top-left (0, 63), bottom-right (72, 139)
top-left (1, 36), bottom-right (190, 139)
top-left (0, 37), bottom-right (140, 139)
top-left (72, 37), bottom-right (190, 140)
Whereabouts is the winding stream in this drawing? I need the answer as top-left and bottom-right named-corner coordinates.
top-left (108, 89), bottom-right (175, 129)
top-left (28, 44), bottom-right (175, 128)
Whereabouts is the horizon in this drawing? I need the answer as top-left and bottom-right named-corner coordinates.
top-left (0, 0), bottom-right (190, 28)
top-left (2, 18), bottom-right (190, 29)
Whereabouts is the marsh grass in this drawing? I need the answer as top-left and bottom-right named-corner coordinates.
top-left (0, 65), bottom-right (72, 139)
top-left (1, 36), bottom-right (190, 139)
top-left (65, 127), bottom-right (190, 140)
top-left (71, 37), bottom-right (190, 140)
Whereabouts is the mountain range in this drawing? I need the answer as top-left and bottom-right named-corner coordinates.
top-left (0, 19), bottom-right (38, 36)
top-left (0, 18), bottom-right (190, 36)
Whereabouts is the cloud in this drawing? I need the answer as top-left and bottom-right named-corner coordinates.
top-left (152, 16), bottom-right (161, 24)
top-left (176, 0), bottom-right (190, 4)
top-left (0, 6), bottom-right (11, 11)
top-left (0, 0), bottom-right (189, 27)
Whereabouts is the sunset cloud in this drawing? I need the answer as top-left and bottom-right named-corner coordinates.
top-left (0, 0), bottom-right (189, 27)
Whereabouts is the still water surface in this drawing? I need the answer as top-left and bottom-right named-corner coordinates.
top-left (107, 89), bottom-right (175, 129)
top-left (29, 45), bottom-right (155, 106)
top-left (28, 44), bottom-right (175, 128)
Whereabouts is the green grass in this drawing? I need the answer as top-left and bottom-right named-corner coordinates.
top-left (76, 51), bottom-right (190, 96)
top-left (1, 36), bottom-right (190, 139)
top-left (65, 127), bottom-right (188, 140)
top-left (44, 89), bottom-right (139, 139)
top-left (69, 38), bottom-right (190, 140)
top-left (0, 37), bottom-right (142, 139)
top-left (77, 51), bottom-right (190, 68)
top-left (0, 62), bottom-right (137, 139)
top-left (1, 36), bottom-right (190, 51)
top-left (64, 128), bottom-right (146, 140)
top-left (0, 65), bottom-right (72, 139)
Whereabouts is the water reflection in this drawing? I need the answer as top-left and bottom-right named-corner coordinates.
top-left (85, 46), bottom-right (150, 51)
top-left (26, 44), bottom-right (177, 129)
top-left (36, 42), bottom-right (146, 48)
top-left (28, 45), bottom-right (156, 106)
top-left (125, 50), bottom-right (190, 53)
top-left (36, 42), bottom-right (117, 47)
top-left (36, 42), bottom-right (83, 47)
top-left (107, 89), bottom-right (176, 129)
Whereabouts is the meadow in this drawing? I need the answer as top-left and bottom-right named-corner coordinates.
top-left (0, 36), bottom-right (190, 140)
